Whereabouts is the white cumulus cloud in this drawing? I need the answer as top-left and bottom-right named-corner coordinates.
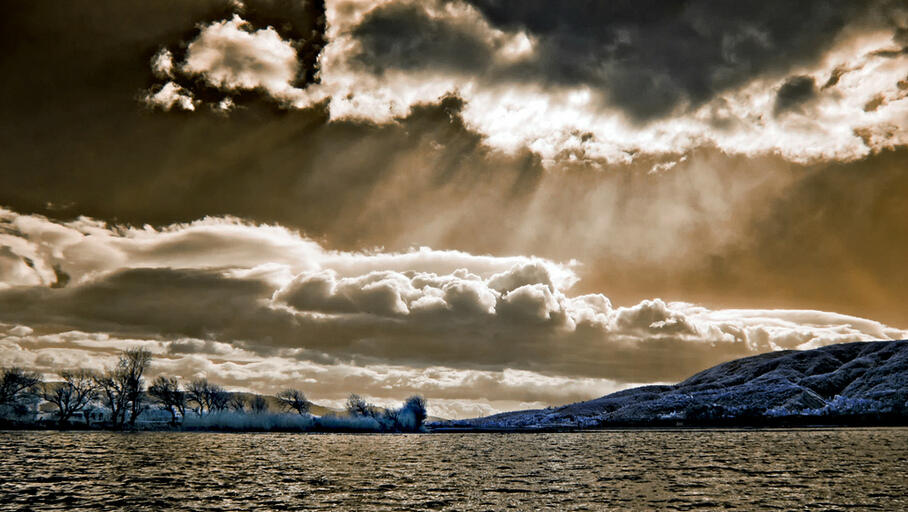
top-left (1, 206), bottom-right (905, 416)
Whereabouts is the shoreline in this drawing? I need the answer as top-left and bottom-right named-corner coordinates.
top-left (427, 423), bottom-right (908, 433)
top-left (429, 412), bottom-right (908, 432)
top-left (3, 423), bottom-right (907, 435)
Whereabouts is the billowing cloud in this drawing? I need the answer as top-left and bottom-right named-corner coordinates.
top-left (334, 5), bottom-right (907, 163)
top-left (144, 81), bottom-right (197, 111)
top-left (151, 49), bottom-right (175, 79)
top-left (469, 0), bottom-right (862, 111)
top-left (182, 15), bottom-right (305, 101)
top-left (0, 208), bottom-right (904, 416)
top-left (136, 0), bottom-right (326, 110)
top-left (138, 0), bottom-right (907, 165)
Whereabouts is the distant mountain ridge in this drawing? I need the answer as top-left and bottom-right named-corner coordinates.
top-left (435, 340), bottom-right (908, 430)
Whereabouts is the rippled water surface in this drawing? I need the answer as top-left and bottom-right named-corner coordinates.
top-left (1, 428), bottom-right (906, 510)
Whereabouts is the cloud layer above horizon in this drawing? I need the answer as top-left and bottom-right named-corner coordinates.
top-left (1, 208), bottom-right (904, 417)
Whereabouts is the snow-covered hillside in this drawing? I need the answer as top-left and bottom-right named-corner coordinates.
top-left (435, 340), bottom-right (908, 429)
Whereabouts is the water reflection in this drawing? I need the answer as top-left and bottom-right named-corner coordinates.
top-left (1, 429), bottom-right (906, 510)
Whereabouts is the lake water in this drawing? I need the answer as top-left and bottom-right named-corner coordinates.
top-left (1, 428), bottom-right (906, 510)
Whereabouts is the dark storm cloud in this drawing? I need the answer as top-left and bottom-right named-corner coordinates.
top-left (351, 3), bottom-right (493, 73)
top-left (774, 75), bottom-right (818, 115)
top-left (348, 0), bottom-right (891, 120)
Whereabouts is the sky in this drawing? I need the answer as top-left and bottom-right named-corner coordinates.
top-left (0, 0), bottom-right (906, 419)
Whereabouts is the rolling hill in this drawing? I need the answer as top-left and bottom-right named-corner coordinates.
top-left (434, 340), bottom-right (908, 430)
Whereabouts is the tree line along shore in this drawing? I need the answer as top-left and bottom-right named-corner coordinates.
top-left (0, 349), bottom-right (427, 433)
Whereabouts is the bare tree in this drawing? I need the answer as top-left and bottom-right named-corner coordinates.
top-left (250, 395), bottom-right (268, 414)
top-left (95, 369), bottom-right (128, 429)
top-left (82, 402), bottom-right (99, 428)
top-left (1, 367), bottom-right (41, 409)
top-left (277, 389), bottom-right (310, 415)
top-left (187, 378), bottom-right (210, 415)
top-left (209, 385), bottom-right (229, 412)
top-left (345, 393), bottom-right (375, 417)
top-left (43, 370), bottom-right (97, 427)
top-left (95, 348), bottom-right (153, 429)
top-left (187, 378), bottom-right (229, 414)
top-left (123, 349), bottom-right (152, 426)
top-left (228, 394), bottom-right (247, 413)
top-left (148, 376), bottom-right (186, 426)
